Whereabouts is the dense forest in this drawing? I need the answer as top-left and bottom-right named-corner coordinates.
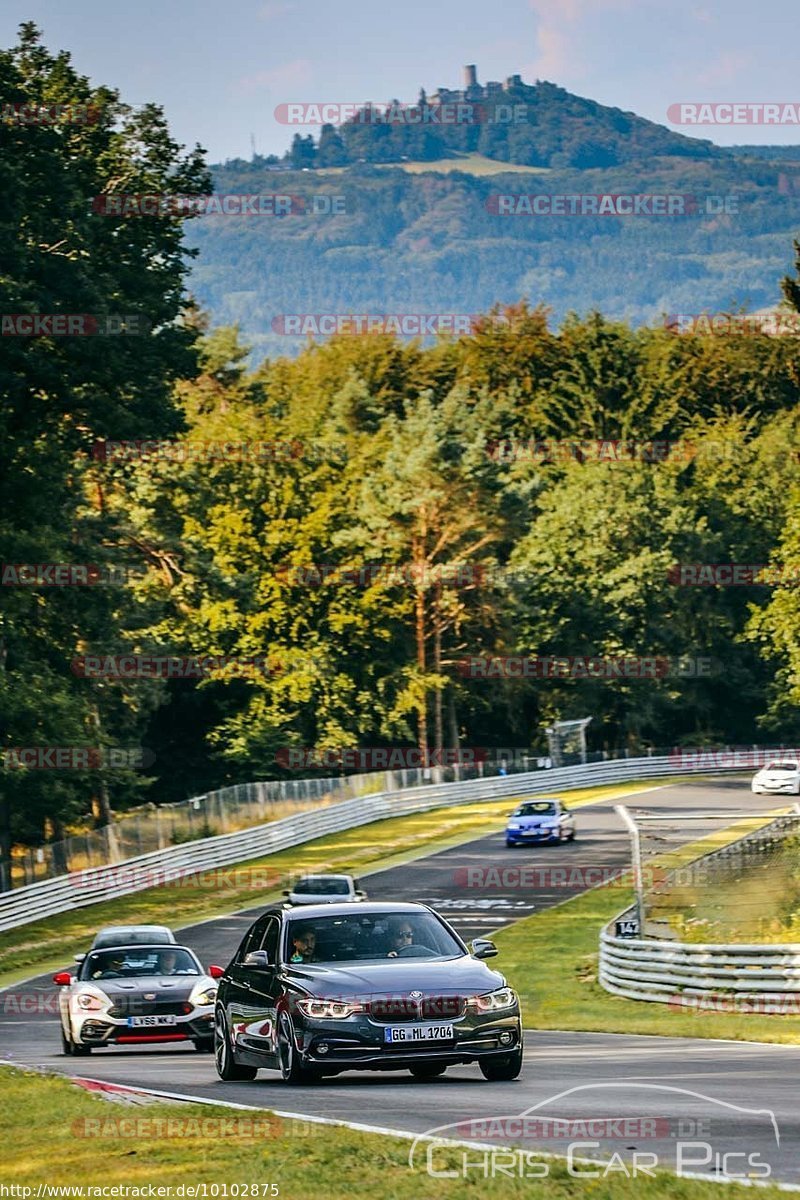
top-left (2, 27), bottom-right (800, 875)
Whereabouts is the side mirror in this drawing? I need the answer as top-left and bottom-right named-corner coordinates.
top-left (243, 950), bottom-right (272, 971)
top-left (208, 964), bottom-right (225, 980)
top-left (355, 890), bottom-right (367, 899)
top-left (53, 972), bottom-right (73, 986)
top-left (282, 889), bottom-right (291, 898)
top-left (74, 952), bottom-right (86, 963)
top-left (471, 939), bottom-right (498, 960)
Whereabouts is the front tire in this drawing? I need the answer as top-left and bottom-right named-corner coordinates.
top-left (479, 1046), bottom-right (523, 1081)
top-left (193, 1038), bottom-right (215, 1053)
top-left (215, 1009), bottom-right (257, 1081)
top-left (60, 1024), bottom-right (74, 1056)
top-left (277, 1011), bottom-right (320, 1084)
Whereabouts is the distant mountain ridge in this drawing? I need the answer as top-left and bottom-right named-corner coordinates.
top-left (276, 64), bottom-right (727, 171)
top-left (190, 77), bottom-right (800, 357)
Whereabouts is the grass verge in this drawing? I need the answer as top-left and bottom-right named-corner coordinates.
top-left (494, 811), bottom-right (800, 1044)
top-left (0, 1066), bottom-right (789, 1198)
top-left (0, 779), bottom-right (672, 987)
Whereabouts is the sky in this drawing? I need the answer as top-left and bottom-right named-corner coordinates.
top-left (1, 0), bottom-right (798, 163)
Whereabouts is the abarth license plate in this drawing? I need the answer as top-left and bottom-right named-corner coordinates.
top-left (127, 1015), bottom-right (177, 1027)
top-left (384, 1024), bottom-right (454, 1043)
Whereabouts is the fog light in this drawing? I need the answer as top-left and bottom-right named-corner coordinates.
top-left (499, 1030), bottom-right (513, 1046)
top-left (317, 1043), bottom-right (329, 1055)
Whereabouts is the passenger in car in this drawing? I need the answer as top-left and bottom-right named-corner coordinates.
top-left (289, 925), bottom-right (317, 963)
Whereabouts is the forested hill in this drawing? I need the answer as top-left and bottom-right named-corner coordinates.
top-left (187, 149), bottom-right (800, 361)
top-left (275, 75), bottom-right (725, 170)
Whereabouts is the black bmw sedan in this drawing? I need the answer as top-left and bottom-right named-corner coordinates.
top-left (213, 901), bottom-right (523, 1084)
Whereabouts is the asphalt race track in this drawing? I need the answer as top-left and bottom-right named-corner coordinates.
top-left (3, 777), bottom-right (799, 1186)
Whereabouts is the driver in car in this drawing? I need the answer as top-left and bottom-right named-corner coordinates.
top-left (92, 953), bottom-right (126, 979)
top-left (386, 919), bottom-right (415, 957)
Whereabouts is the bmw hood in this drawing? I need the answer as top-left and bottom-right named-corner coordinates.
top-left (284, 956), bottom-right (506, 996)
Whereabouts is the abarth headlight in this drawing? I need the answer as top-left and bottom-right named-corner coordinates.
top-left (75, 990), bottom-right (108, 1011)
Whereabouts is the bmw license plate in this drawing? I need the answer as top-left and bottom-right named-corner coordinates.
top-left (384, 1024), bottom-right (454, 1043)
top-left (128, 1015), bottom-right (177, 1027)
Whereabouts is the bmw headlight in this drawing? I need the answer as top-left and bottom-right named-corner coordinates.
top-left (470, 987), bottom-right (516, 1012)
top-left (295, 999), bottom-right (364, 1019)
top-left (189, 984), bottom-right (218, 1007)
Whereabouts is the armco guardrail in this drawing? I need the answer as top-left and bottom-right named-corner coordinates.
top-left (600, 810), bottom-right (800, 1005)
top-left (0, 752), bottom-right (748, 933)
top-left (600, 931), bottom-right (800, 1005)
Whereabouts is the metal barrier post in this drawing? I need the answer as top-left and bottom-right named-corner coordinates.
top-left (615, 804), bottom-right (645, 935)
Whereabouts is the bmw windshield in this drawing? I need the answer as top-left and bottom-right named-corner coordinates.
top-left (285, 912), bottom-right (464, 964)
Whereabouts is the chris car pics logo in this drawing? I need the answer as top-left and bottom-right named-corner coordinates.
top-left (408, 1083), bottom-right (779, 1182)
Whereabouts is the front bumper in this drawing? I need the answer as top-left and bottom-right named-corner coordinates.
top-left (72, 1008), bottom-right (214, 1047)
top-left (506, 829), bottom-right (560, 844)
top-left (290, 1012), bottom-right (522, 1072)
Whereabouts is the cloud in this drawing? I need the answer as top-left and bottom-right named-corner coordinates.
top-left (694, 50), bottom-right (751, 86)
top-left (234, 58), bottom-right (313, 95)
top-left (522, 26), bottom-right (571, 81)
top-left (257, 1), bottom-right (294, 19)
top-left (526, 0), bottom-right (642, 81)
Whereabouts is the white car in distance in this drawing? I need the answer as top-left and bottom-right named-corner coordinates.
top-left (751, 759), bottom-right (800, 795)
top-left (283, 874), bottom-right (367, 905)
